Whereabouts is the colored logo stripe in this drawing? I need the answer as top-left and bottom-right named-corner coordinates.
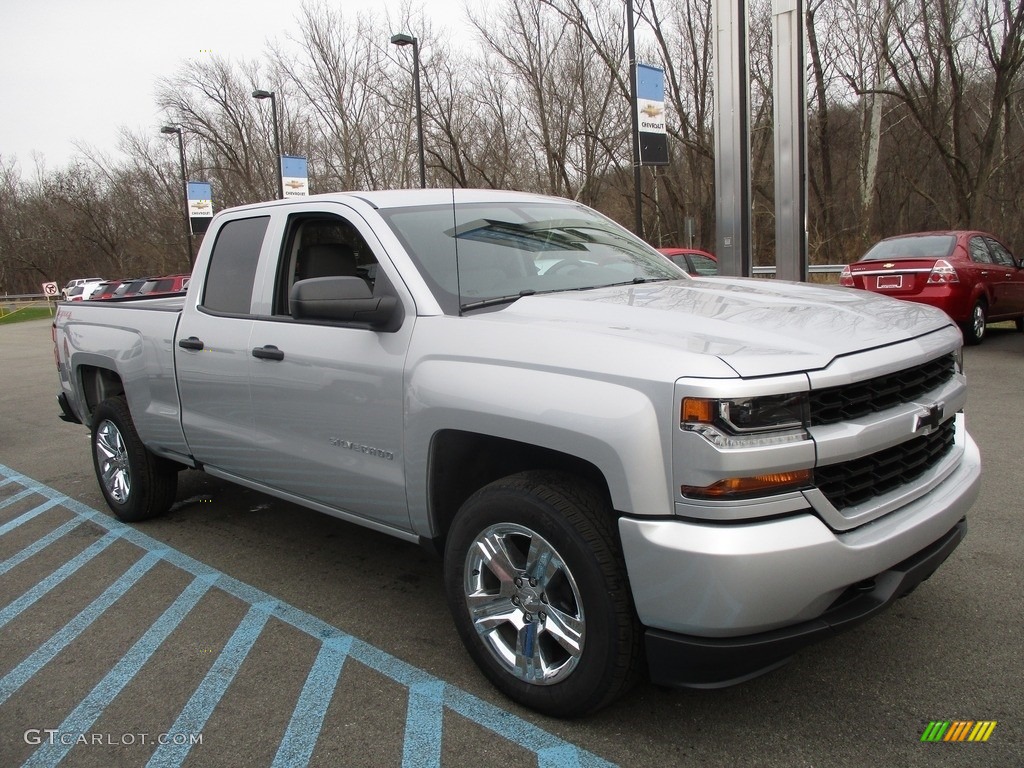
top-left (920, 721), bottom-right (997, 742)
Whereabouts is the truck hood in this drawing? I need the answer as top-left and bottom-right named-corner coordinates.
top-left (489, 278), bottom-right (955, 377)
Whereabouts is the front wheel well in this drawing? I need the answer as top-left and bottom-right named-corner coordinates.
top-left (427, 430), bottom-right (613, 550)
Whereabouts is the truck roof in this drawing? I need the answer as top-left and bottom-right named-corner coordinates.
top-left (216, 189), bottom-right (566, 214)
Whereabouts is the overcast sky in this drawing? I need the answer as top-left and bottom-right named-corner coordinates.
top-left (0, 0), bottom-right (473, 171)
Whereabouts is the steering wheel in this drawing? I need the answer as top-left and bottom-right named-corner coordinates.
top-left (545, 258), bottom-right (595, 275)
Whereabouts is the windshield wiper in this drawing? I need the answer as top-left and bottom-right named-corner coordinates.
top-left (574, 277), bottom-right (672, 291)
top-left (460, 290), bottom-right (537, 312)
top-left (460, 278), bottom-right (672, 312)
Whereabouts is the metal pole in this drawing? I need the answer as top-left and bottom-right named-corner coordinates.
top-left (252, 90), bottom-right (284, 200)
top-left (175, 132), bottom-right (195, 267)
top-left (270, 94), bottom-right (284, 200)
top-left (712, 0), bottom-right (753, 277)
top-left (412, 39), bottom-right (426, 189)
top-left (626, 0), bottom-right (643, 237)
top-left (772, 0), bottom-right (808, 281)
top-left (162, 126), bottom-right (194, 268)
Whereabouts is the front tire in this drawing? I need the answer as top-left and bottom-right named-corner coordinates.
top-left (444, 471), bottom-right (640, 717)
top-left (91, 396), bottom-right (177, 522)
top-left (962, 300), bottom-right (987, 345)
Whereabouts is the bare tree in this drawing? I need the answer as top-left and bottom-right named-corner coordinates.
top-left (875, 0), bottom-right (1024, 227)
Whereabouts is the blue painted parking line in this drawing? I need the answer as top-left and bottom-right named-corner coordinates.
top-left (272, 633), bottom-right (353, 768)
top-left (0, 529), bottom-right (120, 631)
top-left (0, 516), bottom-right (85, 577)
top-left (0, 464), bottom-right (617, 768)
top-left (22, 573), bottom-right (218, 768)
top-left (0, 550), bottom-right (163, 707)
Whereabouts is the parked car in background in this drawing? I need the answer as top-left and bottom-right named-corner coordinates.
top-left (62, 277), bottom-right (104, 300)
top-left (840, 231), bottom-right (1024, 344)
top-left (88, 280), bottom-right (124, 301)
top-left (111, 278), bottom-right (150, 298)
top-left (138, 273), bottom-right (191, 296)
top-left (65, 280), bottom-right (106, 301)
top-left (657, 248), bottom-right (718, 276)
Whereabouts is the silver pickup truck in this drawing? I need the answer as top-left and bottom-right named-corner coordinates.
top-left (53, 189), bottom-right (981, 716)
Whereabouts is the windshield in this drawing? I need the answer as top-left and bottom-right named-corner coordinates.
top-left (861, 235), bottom-right (956, 261)
top-left (378, 199), bottom-right (687, 314)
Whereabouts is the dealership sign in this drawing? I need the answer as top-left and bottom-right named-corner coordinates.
top-left (281, 155), bottom-right (309, 198)
top-left (636, 64), bottom-right (668, 165)
top-left (187, 182), bottom-right (214, 234)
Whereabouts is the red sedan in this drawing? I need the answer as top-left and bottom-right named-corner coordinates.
top-left (657, 247), bottom-right (718, 276)
top-left (840, 231), bottom-right (1024, 344)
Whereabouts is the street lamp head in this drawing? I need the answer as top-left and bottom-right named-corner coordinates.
top-left (252, 89), bottom-right (274, 100)
top-left (390, 33), bottom-right (416, 47)
top-left (160, 125), bottom-right (181, 135)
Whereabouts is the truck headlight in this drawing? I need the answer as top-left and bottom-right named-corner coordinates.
top-left (681, 393), bottom-right (810, 448)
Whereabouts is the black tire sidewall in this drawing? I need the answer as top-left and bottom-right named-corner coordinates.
top-left (90, 396), bottom-right (175, 522)
top-left (444, 473), bottom-right (636, 717)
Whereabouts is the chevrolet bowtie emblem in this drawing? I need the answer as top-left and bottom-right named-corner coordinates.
top-left (883, 262), bottom-right (895, 268)
top-left (915, 403), bottom-right (944, 433)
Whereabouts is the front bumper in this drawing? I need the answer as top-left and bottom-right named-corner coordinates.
top-left (643, 519), bottom-right (965, 687)
top-left (619, 430), bottom-right (980, 687)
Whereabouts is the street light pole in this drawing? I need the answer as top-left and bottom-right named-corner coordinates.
top-left (160, 125), bottom-right (194, 267)
top-left (390, 33), bottom-right (426, 189)
top-left (252, 89), bottom-right (284, 200)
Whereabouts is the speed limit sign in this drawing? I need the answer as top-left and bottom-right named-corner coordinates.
top-left (42, 282), bottom-right (59, 297)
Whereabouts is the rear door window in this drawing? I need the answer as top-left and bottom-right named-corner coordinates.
top-left (984, 238), bottom-right (1016, 267)
top-left (202, 216), bottom-right (269, 315)
top-left (968, 237), bottom-right (993, 264)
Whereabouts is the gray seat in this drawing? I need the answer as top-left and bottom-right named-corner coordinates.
top-left (296, 244), bottom-right (358, 281)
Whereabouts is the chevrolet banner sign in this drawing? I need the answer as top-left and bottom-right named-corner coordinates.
top-left (636, 63), bottom-right (668, 166)
top-left (281, 155), bottom-right (309, 198)
top-left (187, 182), bottom-right (213, 235)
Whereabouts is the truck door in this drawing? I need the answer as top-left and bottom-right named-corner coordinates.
top-left (245, 206), bottom-right (415, 533)
top-left (176, 214), bottom-right (269, 475)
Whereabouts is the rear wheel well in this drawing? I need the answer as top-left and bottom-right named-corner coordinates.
top-left (427, 430), bottom-right (613, 550)
top-left (79, 366), bottom-right (125, 423)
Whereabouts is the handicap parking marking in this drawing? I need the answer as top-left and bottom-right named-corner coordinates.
top-left (0, 464), bottom-right (618, 767)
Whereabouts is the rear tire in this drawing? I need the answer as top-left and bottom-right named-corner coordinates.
top-left (444, 471), bottom-right (641, 717)
top-left (962, 300), bottom-right (987, 345)
top-left (91, 396), bottom-right (177, 522)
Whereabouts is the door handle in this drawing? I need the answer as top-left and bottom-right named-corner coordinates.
top-left (251, 345), bottom-right (285, 361)
top-left (980, 271), bottom-right (989, 277)
top-left (177, 336), bottom-right (204, 351)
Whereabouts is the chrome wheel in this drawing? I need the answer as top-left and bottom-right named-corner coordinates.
top-left (464, 523), bottom-right (584, 686)
top-left (971, 302), bottom-right (986, 341)
top-left (94, 419), bottom-right (131, 504)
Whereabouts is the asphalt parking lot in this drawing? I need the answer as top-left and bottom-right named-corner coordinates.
top-left (1, 317), bottom-right (1021, 767)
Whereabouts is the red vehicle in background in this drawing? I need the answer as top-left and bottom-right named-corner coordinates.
top-left (840, 231), bottom-right (1024, 344)
top-left (138, 274), bottom-right (191, 296)
top-left (90, 274), bottom-right (192, 301)
top-left (657, 247), bottom-right (718, 276)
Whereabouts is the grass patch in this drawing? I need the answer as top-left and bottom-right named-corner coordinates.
top-left (0, 306), bottom-right (55, 324)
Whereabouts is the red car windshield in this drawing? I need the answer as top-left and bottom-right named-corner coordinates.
top-left (861, 235), bottom-right (956, 261)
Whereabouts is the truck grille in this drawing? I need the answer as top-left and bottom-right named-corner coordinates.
top-left (809, 353), bottom-right (955, 426)
top-left (815, 419), bottom-right (956, 511)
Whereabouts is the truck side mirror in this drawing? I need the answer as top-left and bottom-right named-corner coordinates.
top-left (290, 276), bottom-right (400, 329)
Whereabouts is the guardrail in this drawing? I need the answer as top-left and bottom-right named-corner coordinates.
top-left (752, 265), bottom-right (845, 276)
top-left (1, 293), bottom-right (48, 302)
top-left (0, 294), bottom-right (56, 320)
